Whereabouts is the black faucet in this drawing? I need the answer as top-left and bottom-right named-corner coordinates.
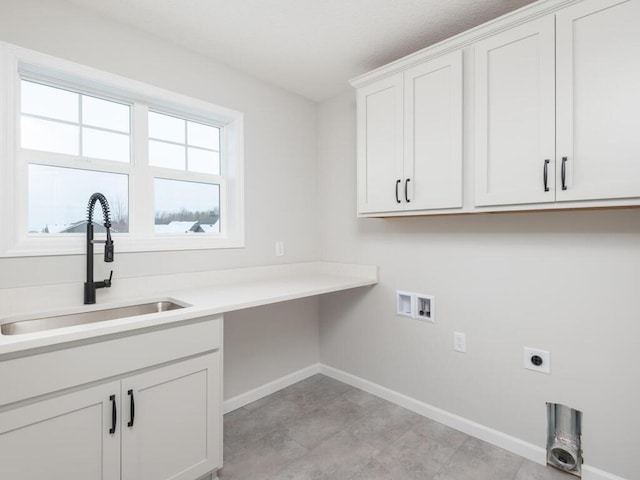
top-left (84, 193), bottom-right (114, 304)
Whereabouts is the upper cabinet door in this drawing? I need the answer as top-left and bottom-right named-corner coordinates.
top-left (474, 17), bottom-right (556, 207)
top-left (357, 73), bottom-right (404, 213)
top-left (556, 0), bottom-right (640, 201)
top-left (404, 50), bottom-right (463, 210)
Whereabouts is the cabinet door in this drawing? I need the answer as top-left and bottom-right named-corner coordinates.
top-left (404, 50), bottom-right (463, 210)
top-left (357, 73), bottom-right (404, 213)
top-left (121, 352), bottom-right (222, 480)
top-left (556, 0), bottom-right (640, 201)
top-left (474, 16), bottom-right (556, 206)
top-left (0, 382), bottom-right (120, 480)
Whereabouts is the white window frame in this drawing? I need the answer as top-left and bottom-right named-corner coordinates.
top-left (0, 43), bottom-right (244, 257)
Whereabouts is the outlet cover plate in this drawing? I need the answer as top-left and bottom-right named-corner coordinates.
top-left (524, 347), bottom-right (550, 374)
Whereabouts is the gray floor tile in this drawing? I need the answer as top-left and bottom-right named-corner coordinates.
top-left (222, 429), bottom-right (308, 480)
top-left (375, 429), bottom-right (462, 480)
top-left (515, 460), bottom-right (576, 480)
top-left (223, 407), bottom-right (251, 458)
top-left (279, 375), bottom-right (355, 413)
top-left (343, 388), bottom-right (389, 411)
top-left (433, 437), bottom-right (525, 480)
top-left (271, 430), bottom-right (379, 480)
top-left (224, 398), bottom-right (305, 456)
top-left (346, 458), bottom-right (395, 480)
top-left (410, 416), bottom-right (470, 450)
top-left (284, 394), bottom-right (371, 449)
top-left (345, 401), bottom-right (424, 451)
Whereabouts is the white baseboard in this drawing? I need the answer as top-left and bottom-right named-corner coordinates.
top-left (223, 363), bottom-right (320, 413)
top-left (319, 364), bottom-right (627, 480)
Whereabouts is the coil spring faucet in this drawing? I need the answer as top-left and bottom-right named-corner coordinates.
top-left (84, 192), bottom-right (114, 304)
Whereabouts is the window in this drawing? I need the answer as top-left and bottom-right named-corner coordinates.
top-left (149, 111), bottom-right (220, 175)
top-left (21, 80), bottom-right (131, 162)
top-left (0, 43), bottom-right (244, 256)
top-left (28, 165), bottom-right (129, 234)
top-left (154, 178), bottom-right (220, 234)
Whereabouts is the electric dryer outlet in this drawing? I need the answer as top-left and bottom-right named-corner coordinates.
top-left (524, 347), bottom-right (550, 374)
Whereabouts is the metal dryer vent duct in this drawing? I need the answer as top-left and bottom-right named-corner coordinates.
top-left (546, 402), bottom-right (583, 476)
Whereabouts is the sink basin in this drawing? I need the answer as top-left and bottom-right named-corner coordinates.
top-left (1, 301), bottom-right (187, 336)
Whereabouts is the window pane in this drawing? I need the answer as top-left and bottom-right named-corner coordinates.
top-left (188, 147), bottom-right (219, 175)
top-left (149, 112), bottom-right (185, 143)
top-left (82, 127), bottom-right (130, 162)
top-left (154, 178), bottom-right (219, 234)
top-left (187, 121), bottom-right (219, 150)
top-left (29, 165), bottom-right (129, 234)
top-left (149, 140), bottom-right (186, 170)
top-left (21, 116), bottom-right (79, 155)
top-left (21, 80), bottom-right (79, 122)
top-left (82, 96), bottom-right (130, 133)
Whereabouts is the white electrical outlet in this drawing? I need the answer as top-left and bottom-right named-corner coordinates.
top-left (524, 347), bottom-right (550, 374)
top-left (275, 241), bottom-right (284, 257)
top-left (454, 332), bottom-right (466, 353)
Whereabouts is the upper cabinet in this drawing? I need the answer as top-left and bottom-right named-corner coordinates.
top-left (556, 0), bottom-right (640, 202)
top-left (475, 0), bottom-right (640, 207)
top-left (357, 73), bottom-right (404, 214)
top-left (353, 0), bottom-right (640, 216)
top-left (356, 51), bottom-right (463, 215)
top-left (404, 51), bottom-right (463, 211)
top-left (474, 17), bottom-right (556, 207)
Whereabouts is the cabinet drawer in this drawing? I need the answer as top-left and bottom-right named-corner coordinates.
top-left (0, 316), bottom-right (222, 407)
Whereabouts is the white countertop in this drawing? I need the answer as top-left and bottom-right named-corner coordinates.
top-left (0, 262), bottom-right (377, 357)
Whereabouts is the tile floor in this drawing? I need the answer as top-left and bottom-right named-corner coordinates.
top-left (222, 374), bottom-right (572, 480)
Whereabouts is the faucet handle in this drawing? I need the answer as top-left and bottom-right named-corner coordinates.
top-left (104, 226), bottom-right (114, 262)
top-left (105, 270), bottom-right (113, 288)
top-left (104, 240), bottom-right (114, 262)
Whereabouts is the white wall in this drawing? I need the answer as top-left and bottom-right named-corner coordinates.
top-left (0, 0), bottom-right (320, 397)
top-left (224, 297), bottom-right (319, 400)
top-left (317, 90), bottom-right (640, 479)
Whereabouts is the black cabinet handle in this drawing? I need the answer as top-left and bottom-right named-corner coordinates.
top-left (405, 178), bottom-right (411, 203)
top-left (395, 179), bottom-right (401, 203)
top-left (561, 157), bottom-right (568, 190)
top-left (109, 394), bottom-right (116, 435)
top-left (543, 159), bottom-right (550, 192)
top-left (127, 389), bottom-right (135, 428)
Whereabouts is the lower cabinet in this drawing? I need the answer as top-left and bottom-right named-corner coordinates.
top-left (0, 352), bottom-right (221, 480)
top-left (121, 353), bottom-right (221, 480)
top-left (0, 381), bottom-right (120, 480)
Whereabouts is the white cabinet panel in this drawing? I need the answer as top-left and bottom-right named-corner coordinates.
top-left (0, 382), bottom-right (120, 480)
top-left (556, 0), bottom-right (640, 201)
top-left (121, 353), bottom-right (221, 480)
top-left (474, 16), bottom-right (556, 206)
top-left (357, 52), bottom-right (463, 215)
top-left (357, 73), bottom-right (404, 213)
top-left (405, 50), bottom-right (463, 210)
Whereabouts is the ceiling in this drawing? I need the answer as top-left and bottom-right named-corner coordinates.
top-left (64, 0), bottom-right (537, 102)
